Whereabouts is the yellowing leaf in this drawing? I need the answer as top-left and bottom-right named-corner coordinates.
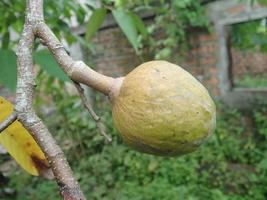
top-left (0, 96), bottom-right (50, 177)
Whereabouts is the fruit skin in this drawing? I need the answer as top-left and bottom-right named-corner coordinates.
top-left (111, 60), bottom-right (216, 156)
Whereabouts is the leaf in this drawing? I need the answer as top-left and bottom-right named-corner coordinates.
top-left (85, 8), bottom-right (107, 42)
top-left (257, 158), bottom-right (267, 170)
top-left (115, 0), bottom-right (127, 8)
top-left (34, 50), bottom-right (69, 82)
top-left (84, 1), bottom-right (99, 9)
top-left (2, 31), bottom-right (10, 49)
top-left (130, 12), bottom-right (148, 38)
top-left (0, 49), bottom-right (17, 91)
top-left (155, 47), bottom-right (171, 59)
top-left (112, 9), bottom-right (139, 52)
top-left (0, 97), bottom-right (52, 178)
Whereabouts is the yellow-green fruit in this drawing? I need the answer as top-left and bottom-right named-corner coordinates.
top-left (111, 60), bottom-right (216, 156)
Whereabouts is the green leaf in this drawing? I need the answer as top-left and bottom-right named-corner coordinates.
top-left (85, 8), bottom-right (107, 42)
top-left (112, 9), bottom-right (139, 52)
top-left (34, 50), bottom-right (69, 82)
top-left (115, 0), bottom-right (127, 8)
top-left (0, 49), bottom-right (17, 91)
top-left (2, 31), bottom-right (10, 49)
top-left (130, 12), bottom-right (148, 38)
top-left (155, 47), bottom-right (171, 59)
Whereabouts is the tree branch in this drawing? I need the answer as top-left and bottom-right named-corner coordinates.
top-left (34, 23), bottom-right (115, 95)
top-left (0, 112), bottom-right (17, 133)
top-left (73, 81), bottom-right (112, 143)
top-left (15, 0), bottom-right (86, 199)
top-left (33, 9), bottom-right (114, 141)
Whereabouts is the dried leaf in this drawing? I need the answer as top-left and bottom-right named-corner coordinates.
top-left (0, 96), bottom-right (52, 178)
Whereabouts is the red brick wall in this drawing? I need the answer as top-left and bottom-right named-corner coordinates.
top-left (230, 48), bottom-right (267, 78)
top-left (91, 27), bottom-right (220, 96)
top-left (176, 33), bottom-right (219, 95)
top-left (91, 27), bottom-right (141, 77)
top-left (88, 1), bottom-right (267, 97)
top-left (91, 21), bottom-right (267, 96)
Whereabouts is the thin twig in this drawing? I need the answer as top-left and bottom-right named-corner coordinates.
top-left (73, 81), bottom-right (112, 143)
top-left (0, 112), bottom-right (17, 133)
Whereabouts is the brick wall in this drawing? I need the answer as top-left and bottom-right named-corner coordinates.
top-left (91, 26), bottom-right (220, 96)
top-left (176, 33), bottom-right (220, 95)
top-left (89, 0), bottom-right (267, 98)
top-left (91, 27), bottom-right (141, 77)
top-left (230, 48), bottom-right (267, 78)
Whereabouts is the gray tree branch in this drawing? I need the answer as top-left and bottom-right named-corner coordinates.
top-left (0, 112), bottom-right (17, 133)
top-left (0, 0), bottom-right (118, 198)
top-left (14, 0), bottom-right (87, 199)
top-left (35, 22), bottom-right (113, 141)
top-left (35, 23), bottom-right (115, 95)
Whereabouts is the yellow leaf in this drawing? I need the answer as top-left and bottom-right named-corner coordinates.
top-left (0, 96), bottom-right (50, 176)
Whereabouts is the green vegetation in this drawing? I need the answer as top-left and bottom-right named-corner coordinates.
top-left (0, 0), bottom-right (86, 48)
top-left (102, 0), bottom-right (209, 59)
top-left (0, 1), bottom-right (267, 199)
top-left (0, 0), bottom-right (210, 91)
top-left (230, 0), bottom-right (267, 52)
top-left (231, 18), bottom-right (267, 52)
top-left (230, 15), bottom-right (267, 89)
top-left (234, 75), bottom-right (267, 88)
top-left (1, 73), bottom-right (267, 200)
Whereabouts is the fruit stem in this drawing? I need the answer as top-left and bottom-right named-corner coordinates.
top-left (70, 61), bottom-right (115, 95)
top-left (35, 23), bottom-right (116, 96)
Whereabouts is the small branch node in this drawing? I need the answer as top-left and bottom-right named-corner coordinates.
top-left (65, 61), bottom-right (76, 77)
top-left (53, 44), bottom-right (65, 50)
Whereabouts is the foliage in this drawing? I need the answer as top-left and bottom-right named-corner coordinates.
top-left (231, 0), bottom-right (267, 51)
top-left (85, 8), bottom-right (107, 42)
top-left (0, 0), bottom-right (86, 49)
top-left (231, 18), bottom-right (267, 52)
top-left (251, 0), bottom-right (267, 6)
top-left (34, 50), bottom-right (69, 82)
top-left (0, 0), bottom-right (87, 91)
top-left (1, 72), bottom-right (267, 200)
top-left (100, 0), bottom-right (209, 59)
top-left (1, 1), bottom-right (267, 198)
top-left (0, 49), bottom-right (69, 92)
top-left (85, 1), bottom-right (149, 55)
top-left (0, 50), bottom-right (17, 91)
top-left (0, 0), bottom-right (210, 91)
top-left (234, 75), bottom-right (267, 88)
top-left (111, 9), bottom-right (146, 53)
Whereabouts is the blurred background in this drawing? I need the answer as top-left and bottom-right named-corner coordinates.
top-left (0, 0), bottom-right (267, 199)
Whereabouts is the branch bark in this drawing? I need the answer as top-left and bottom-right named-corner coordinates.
top-left (0, 112), bottom-right (17, 133)
top-left (35, 23), bottom-right (115, 95)
top-left (14, 0), bottom-right (92, 199)
top-left (0, 0), bottom-right (122, 198)
top-left (73, 82), bottom-right (112, 142)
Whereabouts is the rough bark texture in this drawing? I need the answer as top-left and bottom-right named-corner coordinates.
top-left (35, 23), bottom-right (115, 95)
top-left (0, 0), bottom-right (121, 198)
top-left (0, 112), bottom-right (17, 133)
top-left (15, 0), bottom-right (87, 199)
top-left (6, 0), bottom-right (116, 199)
